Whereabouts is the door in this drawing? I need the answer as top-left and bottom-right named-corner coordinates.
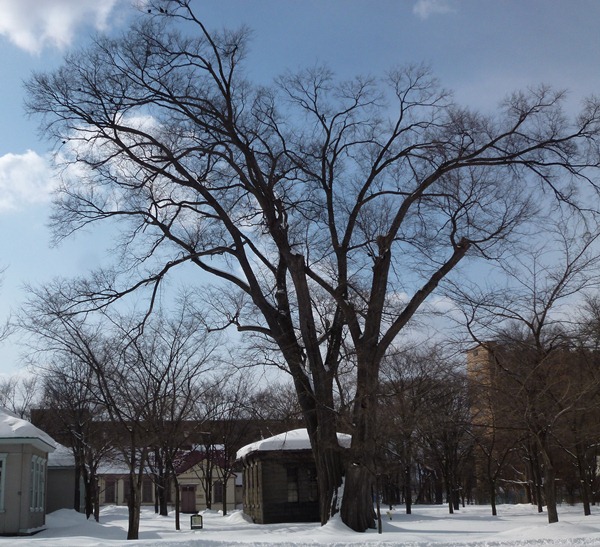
top-left (181, 485), bottom-right (196, 513)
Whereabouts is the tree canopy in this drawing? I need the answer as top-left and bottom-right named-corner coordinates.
top-left (25, 0), bottom-right (600, 531)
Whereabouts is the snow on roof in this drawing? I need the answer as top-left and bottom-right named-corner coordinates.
top-left (0, 407), bottom-right (57, 452)
top-left (236, 428), bottom-right (351, 461)
top-left (48, 444), bottom-right (75, 467)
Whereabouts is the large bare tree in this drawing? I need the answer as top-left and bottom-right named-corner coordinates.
top-left (25, 0), bottom-right (600, 530)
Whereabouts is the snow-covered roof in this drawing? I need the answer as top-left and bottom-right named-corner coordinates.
top-left (236, 428), bottom-right (351, 461)
top-left (0, 407), bottom-right (57, 453)
top-left (48, 444), bottom-right (75, 468)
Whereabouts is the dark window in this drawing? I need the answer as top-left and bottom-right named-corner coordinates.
top-left (306, 468), bottom-right (318, 502)
top-left (287, 468), bottom-right (298, 503)
top-left (213, 481), bottom-right (223, 504)
top-left (142, 478), bottom-right (153, 503)
top-left (105, 478), bottom-right (116, 504)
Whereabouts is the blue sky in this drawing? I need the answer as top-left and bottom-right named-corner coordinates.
top-left (0, 0), bottom-right (600, 374)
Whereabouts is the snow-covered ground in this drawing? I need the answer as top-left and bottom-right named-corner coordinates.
top-left (3, 504), bottom-right (600, 546)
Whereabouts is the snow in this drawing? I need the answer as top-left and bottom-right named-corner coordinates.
top-left (4, 503), bottom-right (600, 546)
top-left (236, 428), bottom-right (352, 460)
top-left (48, 444), bottom-right (75, 468)
top-left (0, 407), bottom-right (56, 451)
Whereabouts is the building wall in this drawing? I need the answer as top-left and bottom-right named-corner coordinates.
top-left (177, 461), bottom-right (238, 513)
top-left (0, 444), bottom-right (48, 535)
top-left (241, 451), bottom-right (319, 524)
top-left (98, 464), bottom-right (238, 513)
top-left (47, 468), bottom-right (78, 513)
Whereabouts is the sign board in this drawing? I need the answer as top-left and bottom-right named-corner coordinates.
top-left (190, 514), bottom-right (203, 529)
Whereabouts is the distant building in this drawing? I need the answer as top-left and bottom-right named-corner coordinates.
top-left (97, 447), bottom-right (240, 512)
top-left (47, 444), bottom-right (84, 514)
top-left (236, 429), bottom-right (351, 524)
top-left (0, 407), bottom-right (56, 535)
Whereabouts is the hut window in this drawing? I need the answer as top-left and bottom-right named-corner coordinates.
top-left (29, 456), bottom-right (46, 512)
top-left (287, 468), bottom-right (299, 503)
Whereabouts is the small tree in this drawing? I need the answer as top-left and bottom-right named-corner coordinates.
top-left (38, 356), bottom-right (110, 520)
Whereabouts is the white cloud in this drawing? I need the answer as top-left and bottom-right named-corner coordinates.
top-left (0, 0), bottom-right (121, 54)
top-left (0, 150), bottom-right (56, 211)
top-left (413, 0), bottom-right (455, 20)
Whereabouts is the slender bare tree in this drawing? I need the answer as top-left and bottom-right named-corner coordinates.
top-left (19, 285), bottom-right (216, 539)
top-left (25, 0), bottom-right (600, 530)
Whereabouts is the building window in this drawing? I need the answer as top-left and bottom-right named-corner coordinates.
top-left (287, 468), bottom-right (299, 503)
top-left (306, 468), bottom-right (318, 502)
top-left (0, 454), bottom-right (6, 512)
top-left (142, 478), bottom-right (153, 503)
top-left (213, 481), bottom-right (223, 504)
top-left (30, 456), bottom-right (46, 512)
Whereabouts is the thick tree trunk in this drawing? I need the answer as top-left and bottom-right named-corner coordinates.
top-left (341, 465), bottom-right (376, 531)
top-left (339, 347), bottom-right (379, 531)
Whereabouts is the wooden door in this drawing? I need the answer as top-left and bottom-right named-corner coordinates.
top-left (181, 485), bottom-right (196, 513)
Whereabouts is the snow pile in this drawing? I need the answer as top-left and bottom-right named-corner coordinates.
top-left (236, 428), bottom-right (351, 460)
top-left (0, 504), bottom-right (599, 545)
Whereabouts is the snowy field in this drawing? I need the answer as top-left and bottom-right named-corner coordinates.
top-left (3, 504), bottom-right (600, 547)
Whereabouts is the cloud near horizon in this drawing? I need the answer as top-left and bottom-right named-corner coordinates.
top-left (0, 0), bottom-right (122, 54)
top-left (0, 150), bottom-right (57, 212)
top-left (413, 0), bottom-right (455, 20)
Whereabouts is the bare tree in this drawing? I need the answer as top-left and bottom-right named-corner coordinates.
top-left (25, 0), bottom-right (600, 530)
top-left (454, 218), bottom-right (600, 523)
top-left (133, 303), bottom-right (218, 530)
top-left (0, 375), bottom-right (39, 419)
top-left (19, 285), bottom-right (216, 539)
top-left (37, 355), bottom-right (110, 520)
top-left (378, 344), bottom-right (451, 515)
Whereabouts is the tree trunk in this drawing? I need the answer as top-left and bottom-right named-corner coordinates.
top-left (160, 476), bottom-right (169, 517)
top-left (543, 463), bottom-right (559, 524)
top-left (339, 347), bottom-right (380, 531)
top-left (74, 460), bottom-right (81, 513)
top-left (529, 447), bottom-right (544, 513)
top-left (126, 476), bottom-right (142, 540)
top-left (404, 464), bottom-right (412, 515)
top-left (173, 474), bottom-right (181, 531)
top-left (93, 478), bottom-right (100, 523)
top-left (489, 479), bottom-right (497, 516)
top-left (576, 448), bottom-right (592, 516)
top-left (341, 465), bottom-right (376, 531)
top-left (222, 478), bottom-right (228, 516)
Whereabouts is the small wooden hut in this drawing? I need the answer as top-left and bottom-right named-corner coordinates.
top-left (236, 429), bottom-right (350, 524)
